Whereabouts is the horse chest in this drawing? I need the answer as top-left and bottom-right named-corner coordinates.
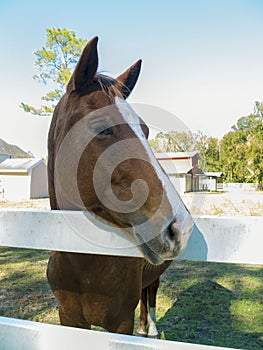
top-left (79, 255), bottom-right (143, 295)
top-left (48, 252), bottom-right (143, 296)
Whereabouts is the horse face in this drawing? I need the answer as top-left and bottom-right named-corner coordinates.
top-left (49, 37), bottom-right (194, 265)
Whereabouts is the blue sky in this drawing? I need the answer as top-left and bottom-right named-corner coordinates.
top-left (1, 0), bottom-right (263, 156)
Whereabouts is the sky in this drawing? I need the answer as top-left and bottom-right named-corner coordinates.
top-left (1, 0), bottom-right (263, 157)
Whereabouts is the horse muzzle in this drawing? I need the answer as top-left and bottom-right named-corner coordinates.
top-left (135, 210), bottom-right (194, 265)
top-left (161, 217), bottom-right (194, 258)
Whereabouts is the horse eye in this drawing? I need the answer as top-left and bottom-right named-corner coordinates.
top-left (98, 127), bottom-right (113, 136)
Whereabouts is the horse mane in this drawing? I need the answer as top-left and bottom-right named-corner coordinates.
top-left (94, 73), bottom-right (127, 100)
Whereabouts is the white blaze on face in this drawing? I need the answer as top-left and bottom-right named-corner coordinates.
top-left (114, 96), bottom-right (193, 241)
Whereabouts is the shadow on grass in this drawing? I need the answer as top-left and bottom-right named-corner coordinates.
top-left (0, 279), bottom-right (57, 321)
top-left (0, 247), bottom-right (50, 265)
top-left (0, 247), bottom-right (58, 323)
top-left (158, 280), bottom-right (263, 350)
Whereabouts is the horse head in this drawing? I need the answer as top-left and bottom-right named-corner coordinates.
top-left (48, 37), bottom-right (194, 265)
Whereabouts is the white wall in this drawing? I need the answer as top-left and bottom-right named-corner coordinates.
top-left (0, 175), bottom-right (31, 201)
top-left (30, 163), bottom-right (48, 199)
top-left (169, 174), bottom-right (186, 195)
top-left (200, 178), bottom-right (216, 191)
top-left (159, 158), bottom-right (191, 174)
top-left (223, 183), bottom-right (258, 192)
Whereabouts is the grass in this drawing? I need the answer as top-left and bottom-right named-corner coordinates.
top-left (0, 248), bottom-right (262, 349)
top-left (157, 261), bottom-right (263, 349)
top-left (0, 248), bottom-right (59, 324)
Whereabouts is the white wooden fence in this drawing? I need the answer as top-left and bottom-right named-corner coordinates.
top-left (0, 209), bottom-right (262, 350)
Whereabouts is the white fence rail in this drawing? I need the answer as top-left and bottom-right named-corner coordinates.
top-left (0, 210), bottom-right (262, 264)
top-left (0, 316), bottom-right (235, 350)
top-left (0, 209), bottom-right (262, 350)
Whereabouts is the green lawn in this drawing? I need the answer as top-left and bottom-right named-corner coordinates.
top-left (0, 247), bottom-right (262, 349)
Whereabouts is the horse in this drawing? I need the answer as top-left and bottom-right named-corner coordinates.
top-left (47, 36), bottom-right (194, 337)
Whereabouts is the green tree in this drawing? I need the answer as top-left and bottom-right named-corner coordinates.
top-left (149, 131), bottom-right (201, 153)
top-left (220, 130), bottom-right (248, 182)
top-left (20, 27), bottom-right (87, 116)
top-left (220, 103), bottom-right (263, 185)
top-left (204, 137), bottom-right (220, 171)
top-left (254, 101), bottom-right (263, 117)
top-left (149, 131), bottom-right (220, 172)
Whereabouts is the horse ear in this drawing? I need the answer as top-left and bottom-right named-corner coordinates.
top-left (116, 59), bottom-right (142, 99)
top-left (67, 36), bottom-right (99, 93)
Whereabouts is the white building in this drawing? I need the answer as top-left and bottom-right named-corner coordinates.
top-left (203, 172), bottom-right (224, 191)
top-left (155, 151), bottom-right (204, 195)
top-left (0, 158), bottom-right (48, 201)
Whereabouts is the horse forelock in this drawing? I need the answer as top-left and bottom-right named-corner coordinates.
top-left (94, 73), bottom-right (126, 100)
top-left (67, 73), bottom-right (125, 99)
top-left (63, 73), bottom-right (127, 116)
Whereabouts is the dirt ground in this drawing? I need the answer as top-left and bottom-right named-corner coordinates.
top-left (0, 198), bottom-right (50, 210)
top-left (182, 191), bottom-right (263, 216)
top-left (1, 191), bottom-right (263, 216)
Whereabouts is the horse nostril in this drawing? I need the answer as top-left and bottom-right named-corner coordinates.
top-left (167, 222), bottom-right (179, 242)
